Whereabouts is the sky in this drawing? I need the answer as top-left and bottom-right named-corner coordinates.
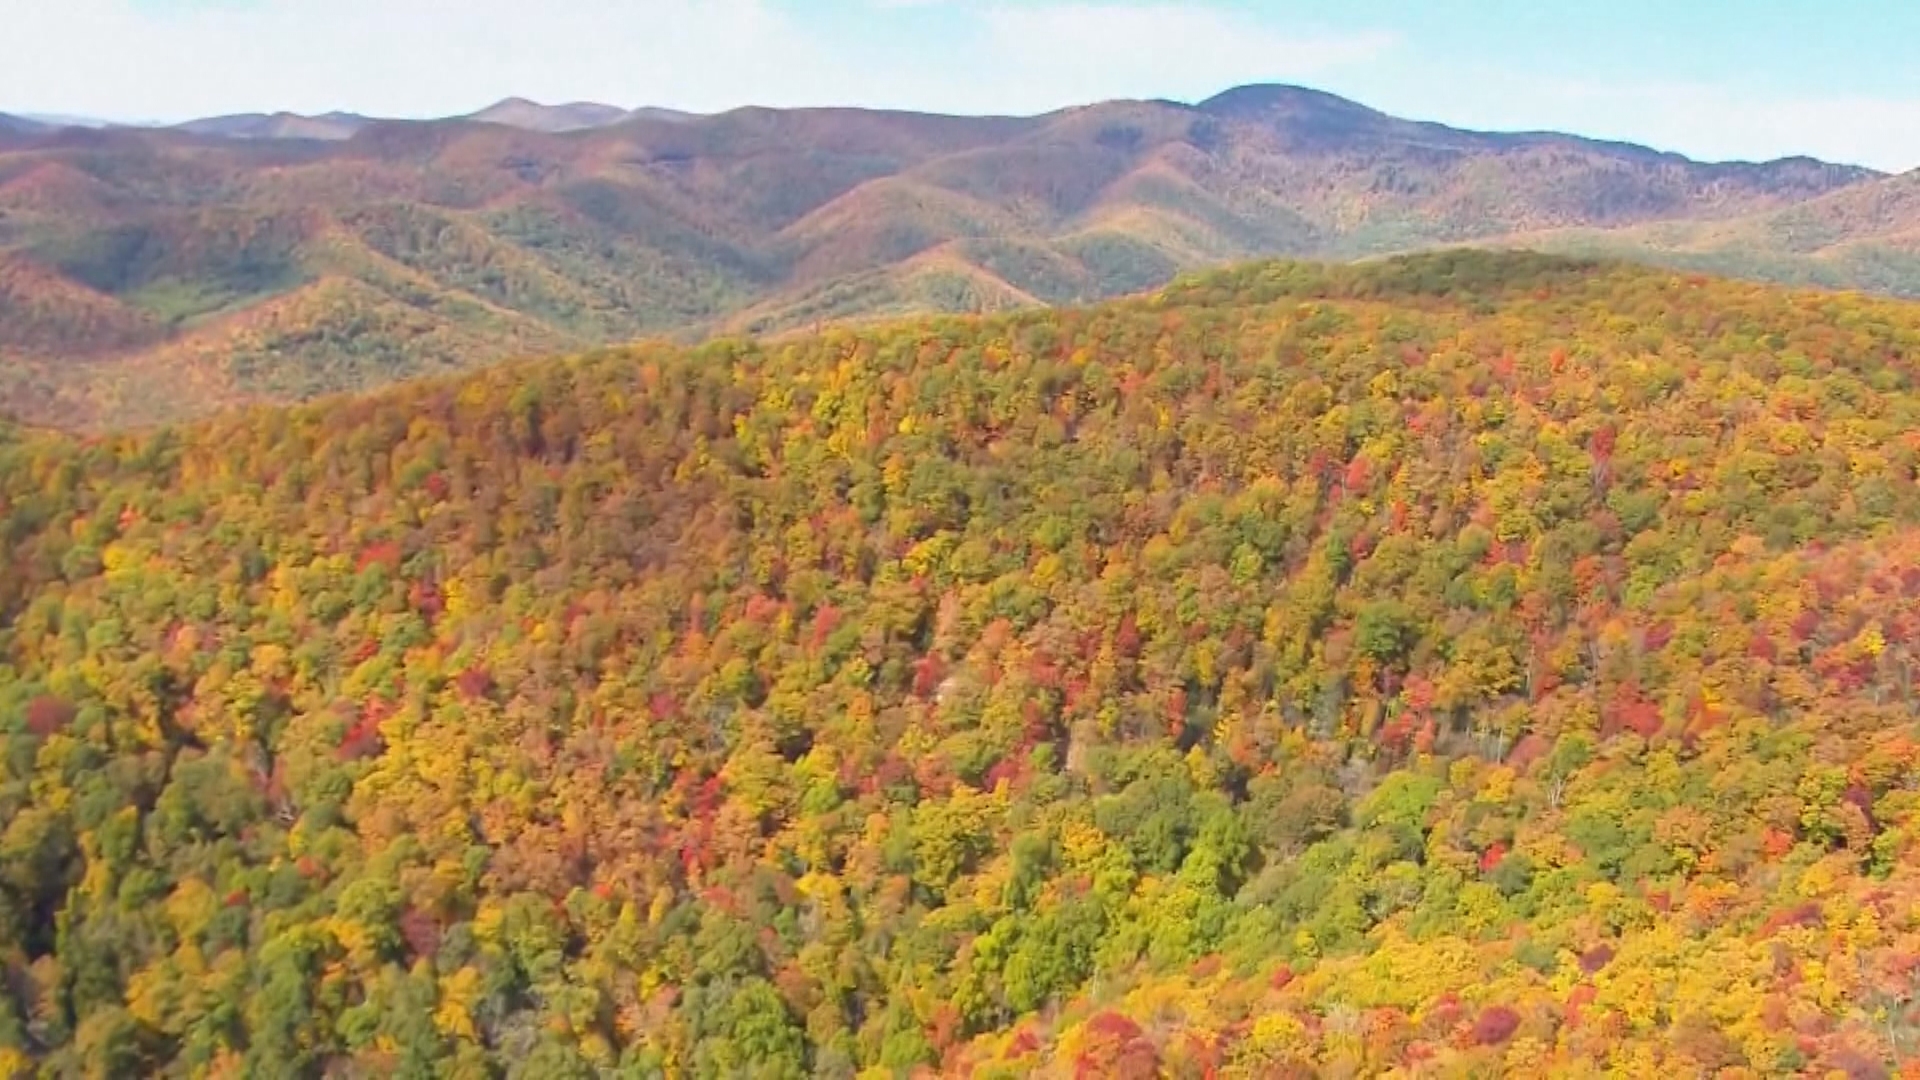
top-left (5, 0), bottom-right (1920, 171)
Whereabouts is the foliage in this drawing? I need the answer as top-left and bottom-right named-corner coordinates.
top-left (6, 252), bottom-right (1920, 1075)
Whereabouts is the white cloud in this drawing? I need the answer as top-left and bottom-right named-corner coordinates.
top-left (0, 0), bottom-right (1395, 122)
top-left (0, 0), bottom-right (839, 120)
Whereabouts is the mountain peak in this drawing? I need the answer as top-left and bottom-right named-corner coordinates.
top-left (1196, 83), bottom-right (1407, 149)
top-left (1199, 84), bottom-right (1386, 121)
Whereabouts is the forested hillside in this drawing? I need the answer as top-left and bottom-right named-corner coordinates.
top-left (8, 252), bottom-right (1920, 1076)
top-left (0, 85), bottom-right (1882, 430)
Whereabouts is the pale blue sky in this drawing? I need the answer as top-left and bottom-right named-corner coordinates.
top-left (6, 0), bottom-right (1919, 170)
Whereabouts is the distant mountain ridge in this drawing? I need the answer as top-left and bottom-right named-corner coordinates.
top-left (175, 111), bottom-right (374, 141)
top-left (0, 82), bottom-right (1911, 429)
top-left (0, 98), bottom-right (698, 143)
top-left (465, 98), bottom-right (636, 132)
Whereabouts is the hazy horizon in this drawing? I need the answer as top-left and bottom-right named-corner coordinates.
top-left (7, 0), bottom-right (1920, 171)
top-left (8, 80), bottom-right (1906, 175)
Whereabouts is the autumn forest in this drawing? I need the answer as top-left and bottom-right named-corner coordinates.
top-left (5, 249), bottom-right (1920, 1076)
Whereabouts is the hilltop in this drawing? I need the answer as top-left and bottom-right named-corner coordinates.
top-left (7, 253), bottom-right (1920, 1074)
top-left (0, 83), bottom-right (1898, 429)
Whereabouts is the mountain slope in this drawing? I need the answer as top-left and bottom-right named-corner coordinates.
top-left (8, 254), bottom-right (1920, 1075)
top-left (625, 106), bottom-right (699, 125)
top-left (0, 83), bottom-right (1896, 428)
top-left (0, 113), bottom-right (51, 135)
top-left (1526, 169), bottom-right (1920, 297)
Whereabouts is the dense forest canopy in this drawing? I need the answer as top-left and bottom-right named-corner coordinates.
top-left (7, 251), bottom-right (1920, 1075)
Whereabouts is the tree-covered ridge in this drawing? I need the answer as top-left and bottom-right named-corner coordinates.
top-left (6, 252), bottom-right (1920, 1076)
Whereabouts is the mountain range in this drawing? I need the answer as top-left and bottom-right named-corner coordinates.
top-left (0, 97), bottom-right (701, 140)
top-left (0, 83), bottom-right (1915, 429)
